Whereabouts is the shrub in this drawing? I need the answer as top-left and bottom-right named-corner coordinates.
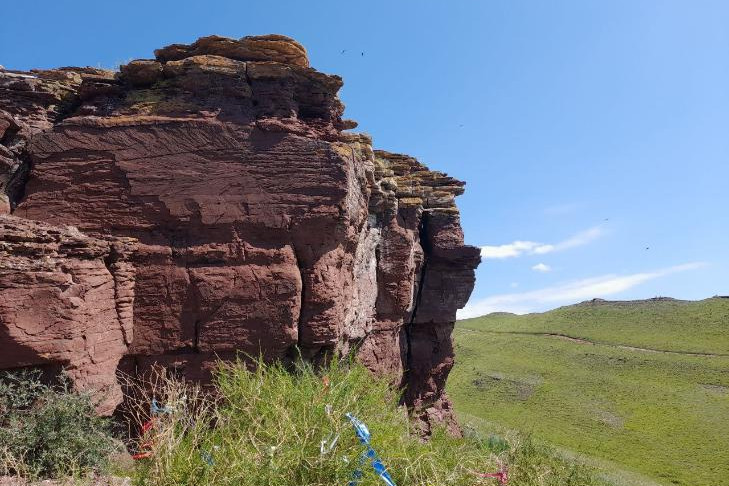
top-left (0, 369), bottom-right (119, 479)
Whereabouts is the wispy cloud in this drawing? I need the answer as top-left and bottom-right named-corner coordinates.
top-left (480, 226), bottom-right (605, 260)
top-left (531, 263), bottom-right (552, 273)
top-left (480, 241), bottom-right (544, 259)
top-left (458, 262), bottom-right (706, 319)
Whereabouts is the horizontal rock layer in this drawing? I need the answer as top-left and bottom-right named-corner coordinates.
top-left (0, 35), bottom-right (479, 429)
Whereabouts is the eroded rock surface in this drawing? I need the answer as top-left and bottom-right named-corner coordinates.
top-left (0, 215), bottom-right (135, 413)
top-left (0, 35), bottom-right (479, 428)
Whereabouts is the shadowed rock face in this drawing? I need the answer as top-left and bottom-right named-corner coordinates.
top-left (0, 35), bottom-right (480, 430)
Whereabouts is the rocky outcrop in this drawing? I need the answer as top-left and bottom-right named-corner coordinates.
top-left (153, 35), bottom-right (309, 67)
top-left (0, 35), bottom-right (479, 428)
top-left (0, 215), bottom-right (136, 414)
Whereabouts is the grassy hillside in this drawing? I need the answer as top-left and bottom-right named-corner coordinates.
top-left (448, 297), bottom-right (729, 486)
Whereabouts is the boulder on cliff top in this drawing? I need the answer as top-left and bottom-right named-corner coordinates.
top-left (154, 34), bottom-right (309, 67)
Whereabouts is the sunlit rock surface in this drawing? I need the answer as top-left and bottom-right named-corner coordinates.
top-left (0, 35), bottom-right (479, 430)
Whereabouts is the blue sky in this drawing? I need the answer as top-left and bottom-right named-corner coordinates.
top-left (2, 1), bottom-right (727, 317)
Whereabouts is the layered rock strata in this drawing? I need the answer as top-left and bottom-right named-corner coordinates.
top-left (0, 35), bottom-right (479, 428)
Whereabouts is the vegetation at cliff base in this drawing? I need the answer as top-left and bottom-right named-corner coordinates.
top-left (129, 357), bottom-right (605, 486)
top-left (0, 358), bottom-right (615, 485)
top-left (448, 297), bottom-right (729, 486)
top-left (0, 369), bottom-right (119, 479)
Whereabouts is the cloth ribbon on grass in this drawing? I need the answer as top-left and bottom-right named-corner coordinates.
top-left (132, 399), bottom-right (174, 460)
top-left (200, 450), bottom-right (215, 466)
top-left (150, 398), bottom-right (173, 415)
top-left (320, 432), bottom-right (340, 455)
top-left (345, 413), bottom-right (397, 486)
top-left (472, 467), bottom-right (509, 485)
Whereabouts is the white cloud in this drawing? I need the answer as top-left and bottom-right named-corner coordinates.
top-left (479, 241), bottom-right (539, 259)
top-left (480, 226), bottom-right (604, 260)
top-left (458, 262), bottom-right (706, 319)
top-left (531, 263), bottom-right (552, 273)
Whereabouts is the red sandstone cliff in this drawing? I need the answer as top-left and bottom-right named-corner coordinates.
top-left (0, 35), bottom-right (480, 429)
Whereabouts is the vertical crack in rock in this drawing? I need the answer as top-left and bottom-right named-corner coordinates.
top-left (180, 253), bottom-right (201, 355)
top-left (104, 248), bottom-right (129, 346)
top-left (5, 149), bottom-right (32, 211)
top-left (102, 237), bottom-right (137, 351)
top-left (403, 215), bottom-right (429, 393)
top-left (291, 243), bottom-right (308, 358)
top-left (409, 214), bottom-right (430, 326)
top-left (1, 123), bottom-right (33, 213)
top-left (193, 319), bottom-right (201, 353)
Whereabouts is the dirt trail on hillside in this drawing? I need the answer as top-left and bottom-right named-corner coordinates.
top-left (461, 329), bottom-right (729, 357)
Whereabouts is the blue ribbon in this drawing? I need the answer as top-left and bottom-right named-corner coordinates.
top-left (200, 450), bottom-right (215, 466)
top-left (345, 413), bottom-right (397, 486)
top-left (151, 398), bottom-right (173, 415)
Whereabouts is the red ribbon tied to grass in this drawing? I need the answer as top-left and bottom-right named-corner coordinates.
top-left (472, 467), bottom-right (508, 485)
top-left (132, 420), bottom-right (156, 460)
top-left (132, 399), bottom-right (173, 460)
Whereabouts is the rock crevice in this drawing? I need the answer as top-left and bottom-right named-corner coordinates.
top-left (0, 35), bottom-right (480, 429)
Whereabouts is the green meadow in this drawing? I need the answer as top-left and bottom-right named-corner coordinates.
top-left (448, 297), bottom-right (729, 486)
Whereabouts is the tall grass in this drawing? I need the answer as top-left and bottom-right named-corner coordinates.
top-left (128, 357), bottom-right (604, 486)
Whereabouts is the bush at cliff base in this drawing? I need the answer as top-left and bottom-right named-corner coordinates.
top-left (130, 357), bottom-right (605, 486)
top-left (0, 369), bottom-right (119, 479)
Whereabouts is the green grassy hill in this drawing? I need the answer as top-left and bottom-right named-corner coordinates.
top-left (448, 297), bottom-right (729, 486)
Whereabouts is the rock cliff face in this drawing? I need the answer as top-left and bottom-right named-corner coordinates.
top-left (0, 35), bottom-right (479, 428)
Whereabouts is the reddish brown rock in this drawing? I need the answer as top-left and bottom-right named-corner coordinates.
top-left (119, 60), bottom-right (163, 87)
top-left (154, 34), bottom-right (309, 67)
top-left (0, 35), bottom-right (480, 429)
top-left (0, 215), bottom-right (136, 414)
